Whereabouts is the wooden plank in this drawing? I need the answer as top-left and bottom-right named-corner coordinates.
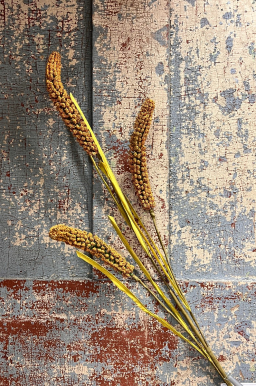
top-left (0, 0), bottom-right (255, 384)
top-left (0, 0), bottom-right (93, 279)
top-left (92, 0), bottom-right (170, 277)
top-left (170, 0), bottom-right (256, 383)
top-left (170, 0), bottom-right (256, 281)
top-left (1, 279), bottom-right (255, 385)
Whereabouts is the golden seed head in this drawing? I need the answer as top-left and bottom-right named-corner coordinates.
top-left (49, 224), bottom-right (134, 277)
top-left (129, 99), bottom-right (155, 210)
top-left (46, 52), bottom-right (98, 156)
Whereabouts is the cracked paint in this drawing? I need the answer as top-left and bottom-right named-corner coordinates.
top-left (0, 0), bottom-right (256, 385)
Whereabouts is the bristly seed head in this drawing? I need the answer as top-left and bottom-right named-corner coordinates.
top-left (129, 99), bottom-right (155, 210)
top-left (46, 52), bottom-right (98, 156)
top-left (49, 224), bottom-right (134, 277)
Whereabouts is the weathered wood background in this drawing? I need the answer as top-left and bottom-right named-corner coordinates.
top-left (1, 0), bottom-right (255, 385)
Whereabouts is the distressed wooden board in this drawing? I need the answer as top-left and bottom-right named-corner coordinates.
top-left (0, 0), bottom-right (93, 279)
top-left (168, 1), bottom-right (256, 383)
top-left (92, 0), bottom-right (170, 277)
top-left (1, 279), bottom-right (255, 385)
top-left (170, 0), bottom-right (256, 281)
top-left (0, 0), bottom-right (256, 385)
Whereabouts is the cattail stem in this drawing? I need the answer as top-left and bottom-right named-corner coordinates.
top-left (189, 310), bottom-right (209, 347)
top-left (167, 289), bottom-right (232, 385)
top-left (90, 155), bottom-right (131, 225)
top-left (132, 274), bottom-right (179, 323)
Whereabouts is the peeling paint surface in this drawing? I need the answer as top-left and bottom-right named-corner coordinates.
top-left (170, 0), bottom-right (256, 281)
top-left (0, 0), bottom-right (93, 278)
top-left (92, 0), bottom-right (170, 279)
top-left (0, 0), bottom-right (256, 385)
top-left (1, 279), bottom-right (256, 385)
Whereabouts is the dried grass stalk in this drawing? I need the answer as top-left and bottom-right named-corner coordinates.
top-left (49, 224), bottom-right (134, 276)
top-left (129, 99), bottom-right (155, 210)
top-left (46, 52), bottom-right (98, 156)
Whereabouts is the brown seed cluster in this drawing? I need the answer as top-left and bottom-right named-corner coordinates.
top-left (49, 224), bottom-right (134, 277)
top-left (129, 99), bottom-right (155, 210)
top-left (46, 52), bottom-right (98, 156)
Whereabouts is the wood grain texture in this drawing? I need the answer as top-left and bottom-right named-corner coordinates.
top-left (170, 0), bottom-right (256, 281)
top-left (0, 0), bottom-right (93, 279)
top-left (2, 279), bottom-right (255, 386)
top-left (92, 0), bottom-right (170, 278)
top-left (0, 0), bottom-right (256, 385)
top-left (169, 0), bottom-right (256, 383)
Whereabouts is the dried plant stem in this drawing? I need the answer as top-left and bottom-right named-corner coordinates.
top-left (131, 274), bottom-right (210, 358)
top-left (109, 216), bottom-right (214, 353)
top-left (148, 212), bottom-right (226, 375)
top-left (116, 205), bottom-right (230, 384)
top-left (150, 210), bottom-right (170, 264)
top-left (132, 274), bottom-right (180, 324)
top-left (189, 310), bottom-right (209, 347)
top-left (68, 96), bottom-right (232, 386)
top-left (90, 155), bottom-right (131, 225)
top-left (125, 195), bottom-right (190, 308)
top-left (150, 210), bottom-right (210, 347)
top-left (167, 290), bottom-right (231, 385)
top-left (91, 158), bottom-right (230, 382)
top-left (132, 274), bottom-right (231, 384)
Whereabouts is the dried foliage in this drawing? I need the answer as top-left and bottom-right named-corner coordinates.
top-left (46, 52), bottom-right (240, 386)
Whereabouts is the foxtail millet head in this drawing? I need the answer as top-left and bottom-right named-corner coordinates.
top-left (46, 52), bottom-right (98, 156)
top-left (129, 98), bottom-right (155, 210)
top-left (49, 224), bottom-right (134, 277)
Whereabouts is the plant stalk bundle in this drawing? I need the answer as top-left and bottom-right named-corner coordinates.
top-left (46, 52), bottom-right (242, 386)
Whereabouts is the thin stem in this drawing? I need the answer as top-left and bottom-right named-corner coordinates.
top-left (125, 195), bottom-right (189, 308)
top-left (150, 208), bottom-right (210, 347)
top-left (132, 274), bottom-right (179, 324)
top-left (150, 209), bottom-right (170, 267)
top-left (131, 273), bottom-right (208, 358)
top-left (189, 310), bottom-right (209, 347)
top-left (90, 155), bottom-right (131, 225)
top-left (132, 274), bottom-right (230, 384)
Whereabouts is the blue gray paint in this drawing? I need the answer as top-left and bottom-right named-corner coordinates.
top-left (201, 18), bottom-right (210, 28)
top-left (0, 0), bottom-right (93, 279)
top-left (226, 35), bottom-right (233, 53)
top-left (170, 13), bottom-right (256, 285)
top-left (0, 0), bottom-right (255, 385)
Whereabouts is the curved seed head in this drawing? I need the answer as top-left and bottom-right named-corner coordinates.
top-left (46, 52), bottom-right (98, 156)
top-left (49, 224), bottom-right (134, 277)
top-left (129, 99), bottom-right (155, 210)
